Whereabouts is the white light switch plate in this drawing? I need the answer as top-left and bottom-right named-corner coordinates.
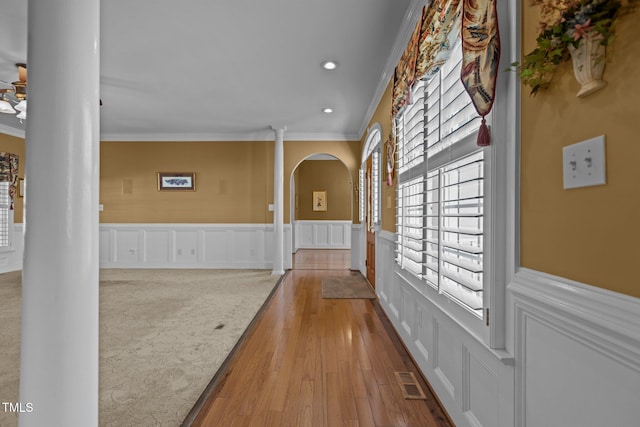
top-left (562, 135), bottom-right (606, 189)
top-left (268, 204), bottom-right (274, 211)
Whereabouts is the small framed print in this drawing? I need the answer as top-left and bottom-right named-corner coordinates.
top-left (157, 172), bottom-right (196, 191)
top-left (312, 190), bottom-right (327, 211)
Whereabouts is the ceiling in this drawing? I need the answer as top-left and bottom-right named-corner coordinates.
top-left (0, 0), bottom-right (421, 141)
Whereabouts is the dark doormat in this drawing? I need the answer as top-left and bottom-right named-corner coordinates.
top-left (321, 275), bottom-right (376, 299)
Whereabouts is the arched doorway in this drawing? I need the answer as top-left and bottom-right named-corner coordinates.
top-left (289, 153), bottom-right (353, 269)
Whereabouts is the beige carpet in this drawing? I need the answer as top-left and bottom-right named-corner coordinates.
top-left (0, 269), bottom-right (280, 427)
top-left (321, 275), bottom-right (376, 299)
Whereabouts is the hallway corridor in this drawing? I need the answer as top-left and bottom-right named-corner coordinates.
top-left (190, 250), bottom-right (451, 426)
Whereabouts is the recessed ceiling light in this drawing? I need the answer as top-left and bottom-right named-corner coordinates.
top-left (322, 108), bottom-right (334, 114)
top-left (322, 61), bottom-right (337, 70)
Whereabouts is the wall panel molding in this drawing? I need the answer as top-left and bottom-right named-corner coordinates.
top-left (3, 223), bottom-right (294, 273)
top-left (350, 223), bottom-right (363, 271)
top-left (100, 223), bottom-right (292, 270)
top-left (510, 268), bottom-right (640, 427)
top-left (376, 238), bottom-right (640, 427)
top-left (376, 229), bottom-right (513, 427)
top-left (293, 220), bottom-right (351, 250)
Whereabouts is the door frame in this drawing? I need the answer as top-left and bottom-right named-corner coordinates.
top-left (360, 123), bottom-right (382, 284)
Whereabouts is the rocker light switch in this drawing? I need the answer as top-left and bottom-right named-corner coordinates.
top-left (563, 135), bottom-right (606, 189)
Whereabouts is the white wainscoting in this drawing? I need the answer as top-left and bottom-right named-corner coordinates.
top-left (100, 223), bottom-right (292, 270)
top-left (350, 223), bottom-right (363, 271)
top-left (293, 220), bottom-right (351, 250)
top-left (2, 223), bottom-right (292, 272)
top-left (375, 230), bottom-right (515, 427)
top-left (375, 230), bottom-right (640, 427)
top-left (0, 224), bottom-right (24, 273)
top-left (509, 269), bottom-right (640, 427)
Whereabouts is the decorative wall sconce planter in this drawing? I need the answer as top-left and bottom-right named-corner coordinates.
top-left (512, 0), bottom-right (636, 97)
top-left (568, 31), bottom-right (607, 98)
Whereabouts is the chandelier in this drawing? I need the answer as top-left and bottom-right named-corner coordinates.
top-left (0, 63), bottom-right (27, 122)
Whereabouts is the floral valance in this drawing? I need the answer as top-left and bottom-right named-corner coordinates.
top-left (391, 0), bottom-right (501, 147)
top-left (416, 0), bottom-right (462, 81)
top-left (460, 0), bottom-right (501, 146)
top-left (391, 0), bottom-right (462, 117)
top-left (0, 152), bottom-right (19, 209)
top-left (391, 17), bottom-right (422, 117)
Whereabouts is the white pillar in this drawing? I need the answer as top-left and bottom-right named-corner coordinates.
top-left (271, 127), bottom-right (285, 275)
top-left (20, 0), bottom-right (100, 426)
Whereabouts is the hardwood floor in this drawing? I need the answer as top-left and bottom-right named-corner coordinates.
top-left (189, 250), bottom-right (452, 427)
top-left (292, 249), bottom-right (351, 270)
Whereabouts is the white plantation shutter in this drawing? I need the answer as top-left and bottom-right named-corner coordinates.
top-left (396, 176), bottom-right (424, 278)
top-left (396, 40), bottom-right (485, 317)
top-left (425, 44), bottom-right (481, 163)
top-left (359, 168), bottom-right (366, 223)
top-left (372, 150), bottom-right (380, 225)
top-left (424, 169), bottom-right (439, 288)
top-left (397, 80), bottom-right (425, 176)
top-left (0, 182), bottom-right (10, 247)
top-left (396, 81), bottom-right (426, 279)
top-left (438, 151), bottom-right (484, 314)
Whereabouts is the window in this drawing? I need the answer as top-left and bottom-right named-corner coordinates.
top-left (0, 182), bottom-right (10, 248)
top-left (361, 123), bottom-right (382, 228)
top-left (359, 168), bottom-right (366, 223)
top-left (396, 42), bottom-right (485, 318)
top-left (372, 149), bottom-right (380, 225)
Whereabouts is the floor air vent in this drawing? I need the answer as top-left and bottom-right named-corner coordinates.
top-left (394, 371), bottom-right (427, 400)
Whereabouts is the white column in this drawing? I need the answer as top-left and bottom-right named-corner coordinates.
top-left (271, 127), bottom-right (285, 275)
top-left (20, 0), bottom-right (100, 426)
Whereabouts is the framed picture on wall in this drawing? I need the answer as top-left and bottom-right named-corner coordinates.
top-left (312, 190), bottom-right (327, 211)
top-left (157, 172), bottom-right (196, 191)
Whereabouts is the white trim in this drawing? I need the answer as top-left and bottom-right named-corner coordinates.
top-left (99, 223), bottom-right (292, 269)
top-left (0, 123), bottom-right (25, 138)
top-left (377, 228), bottom-right (640, 427)
top-left (376, 231), bottom-right (515, 427)
top-left (100, 130), bottom-right (359, 142)
top-left (350, 223), bottom-right (363, 271)
top-left (362, 123), bottom-right (383, 164)
top-left (294, 220), bottom-right (352, 250)
top-left (510, 268), bottom-right (640, 427)
top-left (510, 268), bottom-right (640, 360)
top-left (491, 0), bottom-right (521, 351)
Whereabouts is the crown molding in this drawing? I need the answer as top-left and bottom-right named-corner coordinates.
top-left (1, 125), bottom-right (359, 143)
top-left (0, 123), bottom-right (25, 138)
top-left (100, 130), bottom-right (359, 142)
top-left (356, 0), bottom-right (425, 141)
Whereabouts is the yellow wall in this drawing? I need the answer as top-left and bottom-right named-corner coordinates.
top-left (0, 133), bottom-right (25, 223)
top-left (100, 141), bottom-right (274, 223)
top-left (295, 160), bottom-right (352, 220)
top-left (361, 79), bottom-right (395, 232)
top-left (284, 140), bottom-right (361, 223)
top-left (520, 6), bottom-right (640, 297)
top-left (101, 139), bottom-right (360, 225)
top-left (6, 137), bottom-right (360, 225)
